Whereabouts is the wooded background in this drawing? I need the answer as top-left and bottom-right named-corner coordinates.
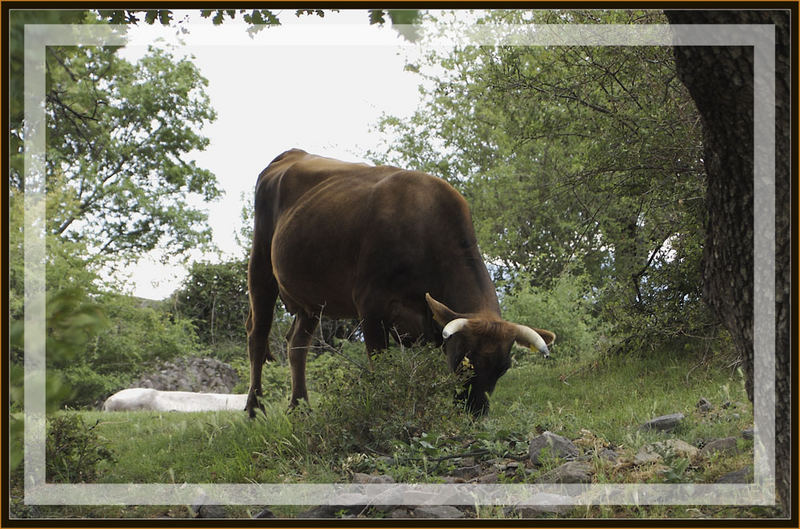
top-left (7, 8), bottom-right (792, 515)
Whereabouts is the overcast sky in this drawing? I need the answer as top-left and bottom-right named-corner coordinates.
top-left (116, 10), bottom-right (425, 299)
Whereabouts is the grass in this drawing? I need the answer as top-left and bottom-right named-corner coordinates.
top-left (10, 344), bottom-right (769, 520)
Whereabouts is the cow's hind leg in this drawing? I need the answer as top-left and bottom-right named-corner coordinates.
top-left (286, 312), bottom-right (319, 408)
top-left (245, 243), bottom-right (279, 418)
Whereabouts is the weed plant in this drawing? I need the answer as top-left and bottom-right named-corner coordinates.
top-left (46, 414), bottom-right (116, 483)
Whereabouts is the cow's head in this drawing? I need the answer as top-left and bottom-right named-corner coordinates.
top-left (425, 293), bottom-right (555, 416)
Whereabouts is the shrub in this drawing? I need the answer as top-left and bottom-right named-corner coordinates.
top-left (172, 259), bottom-right (250, 346)
top-left (47, 292), bottom-right (207, 408)
top-left (91, 292), bottom-right (205, 374)
top-left (58, 365), bottom-right (126, 408)
top-left (502, 270), bottom-right (607, 360)
top-left (46, 414), bottom-right (116, 483)
top-left (291, 344), bottom-right (470, 457)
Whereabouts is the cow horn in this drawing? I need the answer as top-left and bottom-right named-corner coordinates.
top-left (442, 318), bottom-right (469, 339)
top-left (514, 324), bottom-right (550, 357)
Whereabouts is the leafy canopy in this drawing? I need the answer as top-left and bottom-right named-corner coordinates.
top-left (42, 44), bottom-right (220, 264)
top-left (372, 9), bottom-right (713, 348)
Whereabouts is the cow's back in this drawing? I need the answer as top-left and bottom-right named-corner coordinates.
top-left (257, 149), bottom-right (498, 328)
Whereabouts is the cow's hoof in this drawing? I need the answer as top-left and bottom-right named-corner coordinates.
top-left (245, 395), bottom-right (266, 419)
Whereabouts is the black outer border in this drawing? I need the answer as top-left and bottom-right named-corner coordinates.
top-left (0, 1), bottom-right (797, 528)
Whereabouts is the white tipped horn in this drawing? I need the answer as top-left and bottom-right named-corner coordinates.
top-left (442, 318), bottom-right (469, 340)
top-left (514, 324), bottom-right (550, 356)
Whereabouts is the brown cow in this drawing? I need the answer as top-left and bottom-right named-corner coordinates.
top-left (245, 149), bottom-right (555, 416)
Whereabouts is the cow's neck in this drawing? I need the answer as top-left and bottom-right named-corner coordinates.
top-left (443, 257), bottom-right (501, 318)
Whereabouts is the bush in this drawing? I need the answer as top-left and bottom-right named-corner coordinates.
top-left (291, 344), bottom-right (471, 457)
top-left (172, 259), bottom-right (249, 346)
top-left (57, 365), bottom-right (126, 408)
top-left (91, 292), bottom-right (205, 374)
top-left (46, 292), bottom-right (207, 408)
top-left (502, 270), bottom-right (608, 360)
top-left (46, 414), bottom-right (116, 483)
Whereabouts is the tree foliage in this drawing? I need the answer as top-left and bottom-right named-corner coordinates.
top-left (42, 44), bottom-right (220, 263)
top-left (9, 10), bottom-right (220, 410)
top-left (373, 9), bottom-right (715, 349)
top-left (172, 259), bottom-right (250, 346)
top-left (93, 8), bottom-right (420, 38)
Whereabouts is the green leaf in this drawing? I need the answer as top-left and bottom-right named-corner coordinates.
top-left (368, 9), bottom-right (386, 25)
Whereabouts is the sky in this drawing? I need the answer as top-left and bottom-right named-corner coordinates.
top-left (115, 10), bottom-right (426, 299)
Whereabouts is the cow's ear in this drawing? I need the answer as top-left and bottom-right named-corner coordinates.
top-left (425, 293), bottom-right (463, 326)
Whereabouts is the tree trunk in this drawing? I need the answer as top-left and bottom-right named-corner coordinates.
top-left (665, 10), bottom-right (791, 514)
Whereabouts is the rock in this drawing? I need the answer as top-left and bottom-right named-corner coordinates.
top-left (412, 505), bottom-right (465, 518)
top-left (389, 508), bottom-right (413, 518)
top-left (504, 498), bottom-right (572, 518)
top-left (450, 465), bottom-right (481, 480)
top-left (127, 356), bottom-right (240, 395)
top-left (442, 476), bottom-right (466, 484)
top-left (190, 492), bottom-right (227, 518)
top-left (742, 428), bottom-right (754, 440)
top-left (194, 504), bottom-right (226, 518)
top-left (535, 461), bottom-right (593, 484)
top-left (253, 507), bottom-right (275, 518)
top-left (476, 471), bottom-right (498, 483)
top-left (529, 431), bottom-right (579, 465)
top-left (699, 437), bottom-right (739, 458)
top-left (295, 505), bottom-right (342, 518)
top-left (696, 397), bottom-right (713, 412)
top-left (716, 466), bottom-right (753, 483)
top-left (639, 413), bottom-right (684, 432)
top-left (599, 448), bottom-right (619, 462)
top-left (634, 439), bottom-right (698, 465)
top-left (352, 472), bottom-right (395, 484)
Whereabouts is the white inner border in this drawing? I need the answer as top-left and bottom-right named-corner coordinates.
top-left (23, 22), bottom-right (776, 508)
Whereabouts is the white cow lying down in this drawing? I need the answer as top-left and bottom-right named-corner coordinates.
top-left (102, 388), bottom-right (247, 412)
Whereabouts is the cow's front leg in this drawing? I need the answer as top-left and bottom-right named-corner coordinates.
top-left (361, 316), bottom-right (391, 371)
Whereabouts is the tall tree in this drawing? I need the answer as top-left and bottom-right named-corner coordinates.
top-left (42, 44), bottom-right (220, 264)
top-left (665, 9), bottom-right (792, 514)
top-left (375, 9), bottom-right (710, 344)
top-left (10, 11), bottom-right (221, 267)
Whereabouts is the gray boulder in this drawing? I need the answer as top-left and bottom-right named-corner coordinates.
top-left (696, 397), bottom-right (713, 412)
top-left (716, 466), bottom-right (753, 483)
top-left (699, 437), bottom-right (740, 458)
top-left (634, 439), bottom-right (698, 465)
top-left (253, 507), bottom-right (275, 518)
top-left (412, 505), bottom-right (465, 518)
top-left (639, 413), bottom-right (684, 432)
top-left (535, 461), bottom-right (593, 484)
top-left (529, 432), bottom-right (579, 465)
top-left (130, 356), bottom-right (240, 394)
top-left (389, 508), bottom-right (413, 518)
top-left (504, 496), bottom-right (573, 518)
top-left (450, 464), bottom-right (481, 480)
top-left (351, 472), bottom-right (395, 484)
